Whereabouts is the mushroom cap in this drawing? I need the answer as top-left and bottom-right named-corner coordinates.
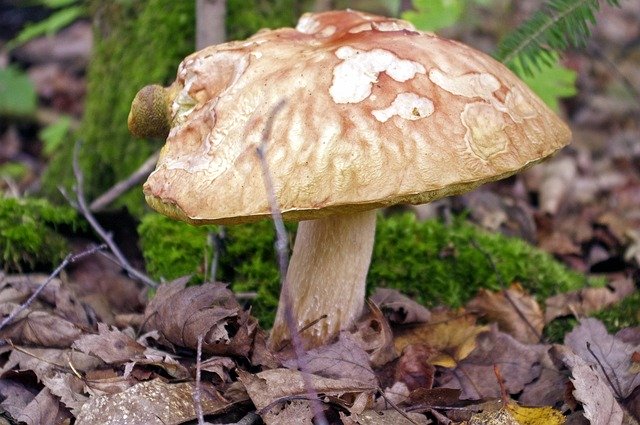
top-left (138, 10), bottom-right (571, 225)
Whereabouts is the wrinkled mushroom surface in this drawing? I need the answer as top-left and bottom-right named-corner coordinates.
top-left (138, 10), bottom-right (570, 225)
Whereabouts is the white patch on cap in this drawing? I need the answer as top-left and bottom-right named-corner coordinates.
top-left (429, 68), bottom-right (500, 102)
top-left (372, 92), bottom-right (434, 122)
top-left (330, 47), bottom-right (426, 104)
top-left (295, 13), bottom-right (320, 34)
top-left (504, 85), bottom-right (537, 123)
top-left (461, 102), bottom-right (509, 160)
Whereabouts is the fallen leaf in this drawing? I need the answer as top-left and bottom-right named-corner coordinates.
top-left (262, 400), bottom-right (314, 425)
top-left (17, 387), bottom-right (72, 425)
top-left (199, 355), bottom-right (235, 382)
top-left (73, 323), bottom-right (145, 363)
top-left (370, 288), bottom-right (431, 324)
top-left (0, 378), bottom-right (38, 419)
top-left (340, 409), bottom-right (430, 424)
top-left (539, 155), bottom-right (577, 215)
top-left (1, 347), bottom-right (102, 383)
top-left (545, 279), bottom-right (635, 323)
top-left (394, 344), bottom-right (435, 391)
top-left (42, 372), bottom-right (87, 415)
top-left (437, 326), bottom-right (541, 400)
top-left (394, 309), bottom-right (488, 368)
top-left (143, 279), bottom-right (257, 357)
top-left (238, 368), bottom-right (375, 413)
top-left (283, 332), bottom-right (377, 386)
top-left (553, 345), bottom-right (624, 425)
top-left (351, 301), bottom-right (397, 367)
top-left (507, 403), bottom-right (565, 425)
top-left (75, 379), bottom-right (230, 425)
top-left (467, 283), bottom-right (544, 344)
top-left (0, 304), bottom-right (84, 347)
top-left (564, 318), bottom-right (640, 398)
top-left (519, 347), bottom-right (566, 407)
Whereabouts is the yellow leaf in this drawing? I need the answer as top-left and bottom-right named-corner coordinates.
top-left (507, 403), bottom-right (565, 425)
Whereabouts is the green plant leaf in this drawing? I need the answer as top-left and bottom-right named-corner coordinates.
top-left (402, 0), bottom-right (464, 32)
top-left (6, 5), bottom-right (85, 50)
top-left (40, 116), bottom-right (73, 157)
top-left (0, 66), bottom-right (37, 117)
top-left (511, 54), bottom-right (577, 111)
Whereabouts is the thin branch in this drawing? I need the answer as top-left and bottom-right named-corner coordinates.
top-left (0, 244), bottom-right (105, 332)
top-left (255, 100), bottom-right (328, 425)
top-left (89, 151), bottom-right (160, 212)
top-left (72, 140), bottom-right (158, 288)
top-left (194, 334), bottom-right (205, 425)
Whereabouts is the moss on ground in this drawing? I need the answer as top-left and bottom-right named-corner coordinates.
top-left (0, 197), bottom-right (80, 271)
top-left (139, 212), bottom-right (601, 327)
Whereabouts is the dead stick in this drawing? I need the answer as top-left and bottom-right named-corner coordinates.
top-left (0, 244), bottom-right (105, 332)
top-left (72, 140), bottom-right (158, 288)
top-left (194, 334), bottom-right (205, 425)
top-left (89, 151), bottom-right (160, 212)
top-left (255, 100), bottom-right (328, 425)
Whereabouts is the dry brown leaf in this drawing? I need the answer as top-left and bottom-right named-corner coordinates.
top-left (0, 304), bottom-right (85, 347)
top-left (519, 347), bottom-right (566, 407)
top-left (553, 345), bottom-right (624, 425)
top-left (0, 378), bottom-right (38, 419)
top-left (394, 309), bottom-right (488, 368)
top-left (545, 279), bottom-right (635, 323)
top-left (262, 400), bottom-right (314, 425)
top-left (75, 379), bottom-right (230, 425)
top-left (17, 387), bottom-right (72, 425)
top-left (466, 283), bottom-right (544, 344)
top-left (564, 318), bottom-right (640, 398)
top-left (143, 279), bottom-right (257, 357)
top-left (124, 348), bottom-right (191, 380)
top-left (238, 368), bottom-right (375, 412)
top-left (200, 355), bottom-right (235, 382)
top-left (73, 322), bottom-right (145, 363)
top-left (283, 332), bottom-right (377, 386)
top-left (394, 344), bottom-right (435, 391)
top-left (340, 409), bottom-right (430, 424)
top-left (351, 301), bottom-right (397, 368)
top-left (539, 155), bottom-right (577, 215)
top-left (370, 288), bottom-right (431, 324)
top-left (1, 347), bottom-right (102, 383)
top-left (437, 326), bottom-right (541, 400)
top-left (42, 372), bottom-right (87, 415)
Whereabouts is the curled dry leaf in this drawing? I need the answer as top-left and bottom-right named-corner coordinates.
top-left (0, 378), bottom-right (39, 420)
top-left (370, 288), bottom-right (431, 324)
top-left (283, 332), bottom-right (377, 386)
top-left (437, 326), bottom-right (541, 400)
top-left (394, 308), bottom-right (488, 368)
top-left (553, 345), bottom-right (625, 425)
top-left (351, 301), bottom-right (397, 367)
top-left (1, 347), bottom-right (102, 383)
top-left (73, 323), bottom-right (145, 363)
top-left (42, 372), bottom-right (87, 416)
top-left (17, 387), bottom-right (73, 425)
top-left (564, 318), bottom-right (640, 398)
top-left (143, 279), bottom-right (256, 357)
top-left (340, 409), bottom-right (430, 425)
top-left (466, 283), bottom-right (544, 344)
top-left (75, 379), bottom-right (230, 425)
top-left (545, 279), bottom-right (635, 323)
top-left (261, 400), bottom-right (314, 425)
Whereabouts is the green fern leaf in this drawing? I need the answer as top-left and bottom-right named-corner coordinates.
top-left (497, 0), bottom-right (621, 75)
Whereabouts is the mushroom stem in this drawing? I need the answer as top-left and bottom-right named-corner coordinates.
top-left (270, 209), bottom-right (377, 349)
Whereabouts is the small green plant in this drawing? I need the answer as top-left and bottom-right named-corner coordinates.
top-left (139, 212), bottom-right (601, 327)
top-left (0, 197), bottom-right (80, 271)
top-left (0, 67), bottom-right (37, 118)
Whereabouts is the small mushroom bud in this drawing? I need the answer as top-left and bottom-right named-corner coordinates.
top-left (128, 84), bottom-right (172, 139)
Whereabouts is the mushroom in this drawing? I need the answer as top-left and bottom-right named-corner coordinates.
top-left (128, 10), bottom-right (571, 349)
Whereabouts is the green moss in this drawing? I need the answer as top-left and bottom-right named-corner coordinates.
top-left (0, 197), bottom-right (80, 271)
top-left (41, 0), bottom-right (195, 215)
top-left (139, 212), bottom-right (599, 327)
top-left (226, 0), bottom-right (313, 40)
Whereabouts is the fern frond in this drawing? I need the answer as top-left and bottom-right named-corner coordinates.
top-left (497, 0), bottom-right (621, 75)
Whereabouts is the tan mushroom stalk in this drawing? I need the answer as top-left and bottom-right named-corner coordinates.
top-left (128, 10), bottom-right (572, 349)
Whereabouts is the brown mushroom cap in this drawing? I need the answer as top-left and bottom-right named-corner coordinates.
top-left (139, 10), bottom-right (571, 225)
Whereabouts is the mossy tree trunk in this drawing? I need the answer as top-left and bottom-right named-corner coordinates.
top-left (42, 0), bottom-right (196, 215)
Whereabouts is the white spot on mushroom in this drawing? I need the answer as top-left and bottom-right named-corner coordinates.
top-left (372, 92), bottom-right (434, 122)
top-left (296, 14), bottom-right (320, 34)
top-left (251, 51), bottom-right (263, 59)
top-left (461, 102), bottom-right (510, 160)
top-left (429, 68), bottom-right (500, 102)
top-left (330, 46), bottom-right (426, 104)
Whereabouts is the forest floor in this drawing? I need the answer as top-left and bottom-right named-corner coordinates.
top-left (0, 1), bottom-right (640, 424)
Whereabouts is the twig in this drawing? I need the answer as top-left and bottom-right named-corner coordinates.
top-left (71, 140), bottom-right (158, 288)
top-left (255, 100), bottom-right (328, 425)
top-left (194, 334), bottom-right (205, 425)
top-left (377, 386), bottom-right (420, 425)
top-left (0, 244), bottom-right (105, 332)
top-left (89, 151), bottom-right (160, 212)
